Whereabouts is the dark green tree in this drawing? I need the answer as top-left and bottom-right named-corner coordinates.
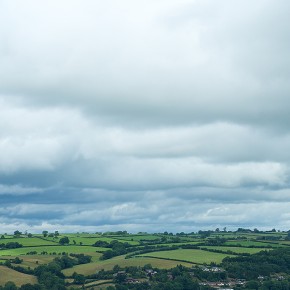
top-left (59, 236), bottom-right (70, 245)
top-left (73, 273), bottom-right (86, 285)
top-left (13, 230), bottom-right (21, 237)
top-left (42, 231), bottom-right (48, 237)
top-left (3, 282), bottom-right (17, 290)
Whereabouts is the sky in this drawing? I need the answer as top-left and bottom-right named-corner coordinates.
top-left (0, 0), bottom-right (290, 233)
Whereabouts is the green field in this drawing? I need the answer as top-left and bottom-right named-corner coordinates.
top-left (224, 240), bottom-right (281, 247)
top-left (277, 240), bottom-right (290, 246)
top-left (0, 245), bottom-right (106, 257)
top-left (8, 255), bottom-right (56, 269)
top-left (140, 249), bottom-right (232, 264)
top-left (0, 265), bottom-right (37, 286)
top-left (158, 241), bottom-right (201, 247)
top-left (62, 255), bottom-right (193, 276)
top-left (112, 235), bottom-right (160, 242)
top-left (40, 234), bottom-right (140, 246)
top-left (0, 237), bottom-right (58, 247)
top-left (65, 236), bottom-right (139, 246)
top-left (200, 246), bottom-right (269, 254)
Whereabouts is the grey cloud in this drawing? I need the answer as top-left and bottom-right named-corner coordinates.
top-left (1, 196), bottom-right (289, 233)
top-left (0, 184), bottom-right (43, 195)
top-left (0, 0), bottom-right (290, 232)
top-left (0, 1), bottom-right (290, 128)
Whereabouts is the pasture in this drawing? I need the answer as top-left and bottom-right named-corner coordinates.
top-left (0, 265), bottom-right (37, 286)
top-left (0, 245), bottom-right (105, 258)
top-left (0, 237), bottom-right (58, 246)
top-left (41, 234), bottom-right (140, 246)
top-left (224, 240), bottom-right (281, 247)
top-left (62, 255), bottom-right (193, 276)
top-left (66, 236), bottom-right (139, 246)
top-left (140, 249), bottom-right (232, 264)
top-left (200, 246), bottom-right (269, 254)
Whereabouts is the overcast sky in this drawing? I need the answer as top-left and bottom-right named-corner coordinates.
top-left (0, 0), bottom-right (290, 233)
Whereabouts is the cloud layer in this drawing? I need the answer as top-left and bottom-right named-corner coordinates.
top-left (0, 0), bottom-right (290, 233)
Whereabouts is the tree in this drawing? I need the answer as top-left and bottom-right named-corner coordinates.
top-left (114, 272), bottom-right (127, 283)
top-left (12, 257), bottom-right (23, 264)
top-left (38, 271), bottom-right (65, 289)
top-left (14, 230), bottom-right (21, 237)
top-left (73, 273), bottom-right (86, 285)
top-left (59, 237), bottom-right (70, 245)
top-left (42, 231), bottom-right (48, 237)
top-left (3, 282), bottom-right (17, 290)
top-left (4, 260), bottom-right (11, 267)
top-left (245, 280), bottom-right (259, 290)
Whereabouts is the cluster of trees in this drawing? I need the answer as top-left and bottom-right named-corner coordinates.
top-left (42, 230), bottom-right (59, 238)
top-left (285, 232), bottom-right (290, 240)
top-left (148, 271), bottom-right (201, 290)
top-left (58, 237), bottom-right (69, 245)
top-left (139, 236), bottom-right (182, 245)
top-left (33, 254), bottom-right (92, 289)
top-left (1, 253), bottom-right (92, 290)
top-left (94, 240), bottom-right (179, 260)
top-left (13, 231), bottom-right (22, 237)
top-left (103, 231), bottom-right (129, 236)
top-left (68, 253), bottom-right (91, 264)
top-left (93, 240), bottom-right (113, 247)
top-left (222, 247), bottom-right (290, 279)
top-left (0, 242), bottom-right (23, 249)
top-left (99, 241), bottom-right (132, 260)
top-left (0, 282), bottom-right (41, 290)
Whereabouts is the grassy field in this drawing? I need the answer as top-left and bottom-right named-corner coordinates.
top-left (115, 235), bottom-right (196, 243)
top-left (39, 234), bottom-right (140, 246)
top-left (67, 279), bottom-right (115, 290)
top-left (0, 237), bottom-right (58, 246)
top-left (158, 241), bottom-right (201, 247)
top-left (11, 255), bottom-right (56, 269)
top-left (200, 246), bottom-right (269, 254)
top-left (62, 255), bottom-right (193, 276)
top-left (277, 240), bottom-right (290, 246)
top-left (65, 236), bottom-right (139, 246)
top-left (140, 249), bottom-right (232, 264)
top-left (224, 240), bottom-right (281, 247)
top-left (0, 265), bottom-right (37, 286)
top-left (114, 235), bottom-right (162, 242)
top-left (0, 245), bottom-right (106, 257)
